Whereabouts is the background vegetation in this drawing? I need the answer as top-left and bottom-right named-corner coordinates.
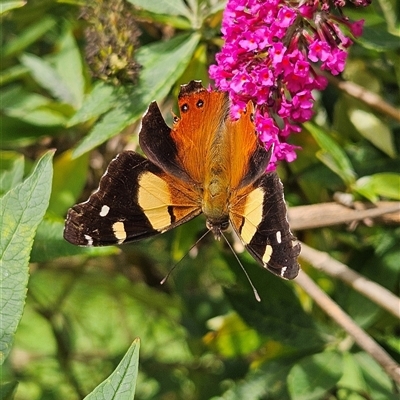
top-left (1, 0), bottom-right (399, 399)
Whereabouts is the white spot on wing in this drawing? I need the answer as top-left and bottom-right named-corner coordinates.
top-left (280, 266), bottom-right (288, 277)
top-left (112, 221), bottom-right (127, 244)
top-left (100, 205), bottom-right (110, 217)
top-left (262, 245), bottom-right (273, 264)
top-left (276, 230), bottom-right (282, 243)
top-left (84, 234), bottom-right (93, 246)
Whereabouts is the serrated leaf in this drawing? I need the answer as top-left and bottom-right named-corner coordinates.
top-left (54, 29), bottom-right (85, 108)
top-left (305, 122), bottom-right (356, 186)
top-left (349, 110), bottom-right (396, 158)
top-left (48, 149), bottom-right (89, 216)
top-left (73, 33), bottom-right (200, 157)
top-left (84, 338), bottom-right (140, 400)
top-left (0, 151), bottom-right (54, 364)
top-left (0, 155), bottom-right (24, 195)
top-left (287, 352), bottom-right (343, 400)
top-left (30, 218), bottom-right (118, 263)
top-left (20, 53), bottom-right (76, 106)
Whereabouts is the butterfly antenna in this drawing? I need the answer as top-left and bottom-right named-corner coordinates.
top-left (220, 232), bottom-right (261, 302)
top-left (160, 229), bottom-right (211, 285)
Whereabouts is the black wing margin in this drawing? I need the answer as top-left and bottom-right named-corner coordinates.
top-left (230, 172), bottom-right (301, 279)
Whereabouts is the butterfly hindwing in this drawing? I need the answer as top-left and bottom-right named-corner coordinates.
top-left (230, 172), bottom-right (300, 279)
top-left (64, 151), bottom-right (201, 246)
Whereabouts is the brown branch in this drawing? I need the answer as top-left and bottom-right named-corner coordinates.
top-left (295, 270), bottom-right (400, 384)
top-left (324, 73), bottom-right (400, 122)
top-left (299, 242), bottom-right (400, 319)
top-left (288, 201), bottom-right (400, 231)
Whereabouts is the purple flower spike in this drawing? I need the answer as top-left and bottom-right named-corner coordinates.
top-left (210, 0), bottom-right (368, 170)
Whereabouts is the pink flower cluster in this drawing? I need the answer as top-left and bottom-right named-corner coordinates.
top-left (210, 0), bottom-right (367, 170)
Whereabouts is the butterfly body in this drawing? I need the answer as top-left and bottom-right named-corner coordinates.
top-left (64, 81), bottom-right (300, 279)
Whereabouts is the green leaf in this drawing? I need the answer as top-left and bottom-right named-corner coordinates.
top-left (20, 53), bottom-right (76, 106)
top-left (2, 15), bottom-right (56, 58)
top-left (135, 33), bottom-right (199, 90)
top-left (48, 149), bottom-right (89, 216)
top-left (367, 172), bottom-right (400, 200)
top-left (0, 115), bottom-right (54, 144)
top-left (226, 260), bottom-right (324, 351)
top-left (73, 32), bottom-right (200, 157)
top-left (355, 352), bottom-right (398, 400)
top-left (337, 352), bottom-right (368, 394)
top-left (84, 338), bottom-right (140, 400)
top-left (352, 176), bottom-right (379, 202)
top-left (353, 173), bottom-right (400, 202)
top-left (127, 0), bottom-right (191, 17)
top-left (359, 24), bottom-right (400, 51)
top-left (73, 104), bottom-right (135, 158)
top-left (0, 381), bottom-right (18, 400)
top-left (30, 218), bottom-right (117, 263)
top-left (0, 151), bottom-right (54, 364)
top-left (67, 82), bottom-right (122, 126)
top-left (0, 155), bottom-right (24, 195)
top-left (344, 284), bottom-right (380, 327)
top-left (54, 29), bottom-right (85, 109)
top-left (204, 313), bottom-right (263, 357)
top-left (0, 64), bottom-right (28, 86)
top-left (287, 351), bottom-right (343, 400)
top-left (305, 122), bottom-right (356, 186)
top-left (0, 1), bottom-right (26, 15)
top-left (1, 85), bottom-right (49, 111)
top-left (18, 107), bottom-right (68, 126)
top-left (349, 109), bottom-right (396, 158)
top-left (216, 359), bottom-right (293, 400)
top-left (1, 85), bottom-right (68, 126)
top-left (178, 42), bottom-right (209, 87)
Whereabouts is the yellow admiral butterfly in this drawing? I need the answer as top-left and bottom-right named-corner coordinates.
top-left (64, 81), bottom-right (300, 280)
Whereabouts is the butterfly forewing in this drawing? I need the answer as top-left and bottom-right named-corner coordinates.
top-left (64, 151), bottom-right (201, 246)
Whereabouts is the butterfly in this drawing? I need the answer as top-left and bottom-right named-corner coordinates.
top-left (64, 81), bottom-right (300, 280)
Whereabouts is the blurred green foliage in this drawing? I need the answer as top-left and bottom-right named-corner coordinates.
top-left (0, 0), bottom-right (399, 399)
